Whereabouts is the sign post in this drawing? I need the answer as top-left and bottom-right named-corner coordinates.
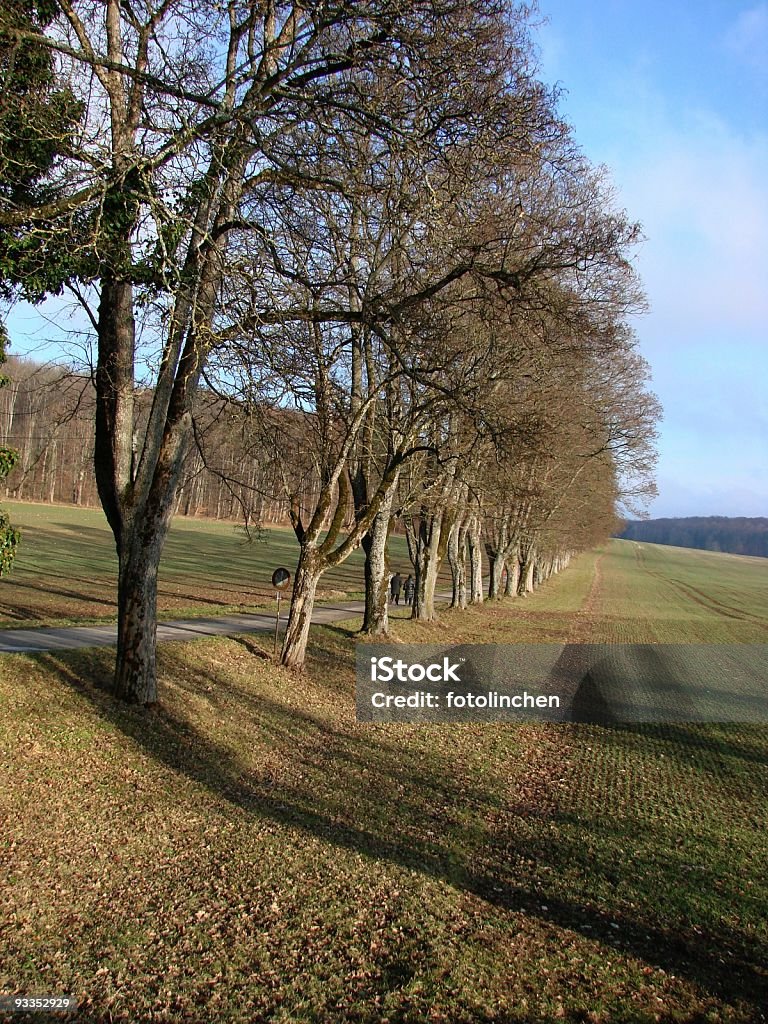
top-left (271, 567), bottom-right (292, 657)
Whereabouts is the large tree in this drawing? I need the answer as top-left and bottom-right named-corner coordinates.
top-left (183, 2), bottom-right (574, 667)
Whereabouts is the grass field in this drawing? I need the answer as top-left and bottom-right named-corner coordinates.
top-left (1, 517), bottom-right (767, 1023)
top-left (0, 501), bottom-right (413, 628)
top-left (578, 541), bottom-right (768, 643)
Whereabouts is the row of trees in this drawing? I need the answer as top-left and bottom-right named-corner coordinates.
top-left (0, 0), bottom-right (659, 704)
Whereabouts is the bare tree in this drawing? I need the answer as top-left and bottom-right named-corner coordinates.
top-left (2, 0), bottom-right (522, 701)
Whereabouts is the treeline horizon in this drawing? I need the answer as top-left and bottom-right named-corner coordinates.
top-left (1, 350), bottom-right (650, 541)
top-left (619, 517), bottom-right (768, 558)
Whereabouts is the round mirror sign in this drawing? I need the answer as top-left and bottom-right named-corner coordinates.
top-left (271, 567), bottom-right (292, 590)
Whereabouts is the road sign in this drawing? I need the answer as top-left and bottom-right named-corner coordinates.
top-left (271, 568), bottom-right (291, 656)
top-left (271, 567), bottom-right (291, 590)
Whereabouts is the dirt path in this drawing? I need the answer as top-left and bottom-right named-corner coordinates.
top-left (566, 552), bottom-right (604, 643)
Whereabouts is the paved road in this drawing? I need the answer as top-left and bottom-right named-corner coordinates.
top-left (0, 600), bottom-right (373, 654)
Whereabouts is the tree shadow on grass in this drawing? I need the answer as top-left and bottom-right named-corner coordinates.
top-left (3, 577), bottom-right (117, 610)
top-left (228, 634), bottom-right (272, 659)
top-left (314, 621), bottom-right (359, 640)
top-left (621, 722), bottom-right (768, 769)
top-left (39, 643), bottom-right (768, 1017)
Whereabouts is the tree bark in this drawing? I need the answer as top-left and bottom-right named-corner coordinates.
top-left (410, 509), bottom-right (446, 622)
top-left (113, 516), bottom-right (169, 704)
top-left (406, 515), bottom-right (426, 620)
top-left (360, 491), bottom-right (395, 636)
top-left (447, 518), bottom-right (468, 609)
top-left (504, 555), bottom-right (520, 596)
top-left (487, 549), bottom-right (506, 600)
top-left (280, 546), bottom-right (322, 670)
top-left (110, 426), bottom-right (191, 703)
top-left (467, 515), bottom-right (484, 604)
top-left (421, 519), bottom-right (443, 620)
top-left (518, 547), bottom-right (536, 595)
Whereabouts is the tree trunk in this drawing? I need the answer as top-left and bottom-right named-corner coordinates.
top-left (280, 546), bottom-right (321, 670)
top-left (447, 519), bottom-right (467, 609)
top-left (410, 527), bottom-right (427, 620)
top-left (112, 510), bottom-right (172, 705)
top-left (411, 510), bottom-right (445, 622)
top-left (467, 515), bottom-right (484, 604)
top-left (405, 515), bottom-right (430, 621)
top-left (47, 438), bottom-right (57, 503)
top-left (504, 556), bottom-right (520, 596)
top-left (74, 465), bottom-right (85, 505)
top-left (96, 273), bottom-right (205, 703)
top-left (114, 561), bottom-right (159, 705)
top-left (360, 495), bottom-right (394, 636)
top-left (518, 550), bottom-right (536, 595)
top-left (458, 520), bottom-right (469, 608)
top-left (487, 550), bottom-right (505, 600)
top-left (420, 524), bottom-right (442, 620)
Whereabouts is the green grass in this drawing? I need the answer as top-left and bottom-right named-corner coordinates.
top-left (0, 501), bottom-right (415, 628)
top-left (383, 538), bottom-right (768, 646)
top-left (1, 537), bottom-right (767, 1021)
top-left (374, 547), bottom-right (603, 647)
top-left (583, 541), bottom-right (768, 643)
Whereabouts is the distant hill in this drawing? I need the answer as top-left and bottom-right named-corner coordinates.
top-left (618, 517), bottom-right (768, 558)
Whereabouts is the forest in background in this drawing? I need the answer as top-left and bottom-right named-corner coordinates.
top-left (620, 517), bottom-right (768, 558)
top-left (0, 354), bottom-right (301, 524)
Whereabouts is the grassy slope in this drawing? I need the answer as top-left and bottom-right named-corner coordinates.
top-left (583, 541), bottom-right (768, 642)
top-left (0, 501), bottom-right (413, 628)
top-left (0, 539), bottom-right (766, 1023)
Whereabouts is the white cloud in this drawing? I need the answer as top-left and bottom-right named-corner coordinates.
top-left (725, 4), bottom-right (768, 75)
top-left (612, 113), bottom-right (768, 335)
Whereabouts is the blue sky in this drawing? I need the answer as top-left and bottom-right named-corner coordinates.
top-left (534, 0), bottom-right (768, 517)
top-left (4, 2), bottom-right (767, 518)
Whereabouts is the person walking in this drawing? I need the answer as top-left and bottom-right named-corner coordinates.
top-left (390, 572), bottom-right (403, 605)
top-left (403, 574), bottom-right (415, 606)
